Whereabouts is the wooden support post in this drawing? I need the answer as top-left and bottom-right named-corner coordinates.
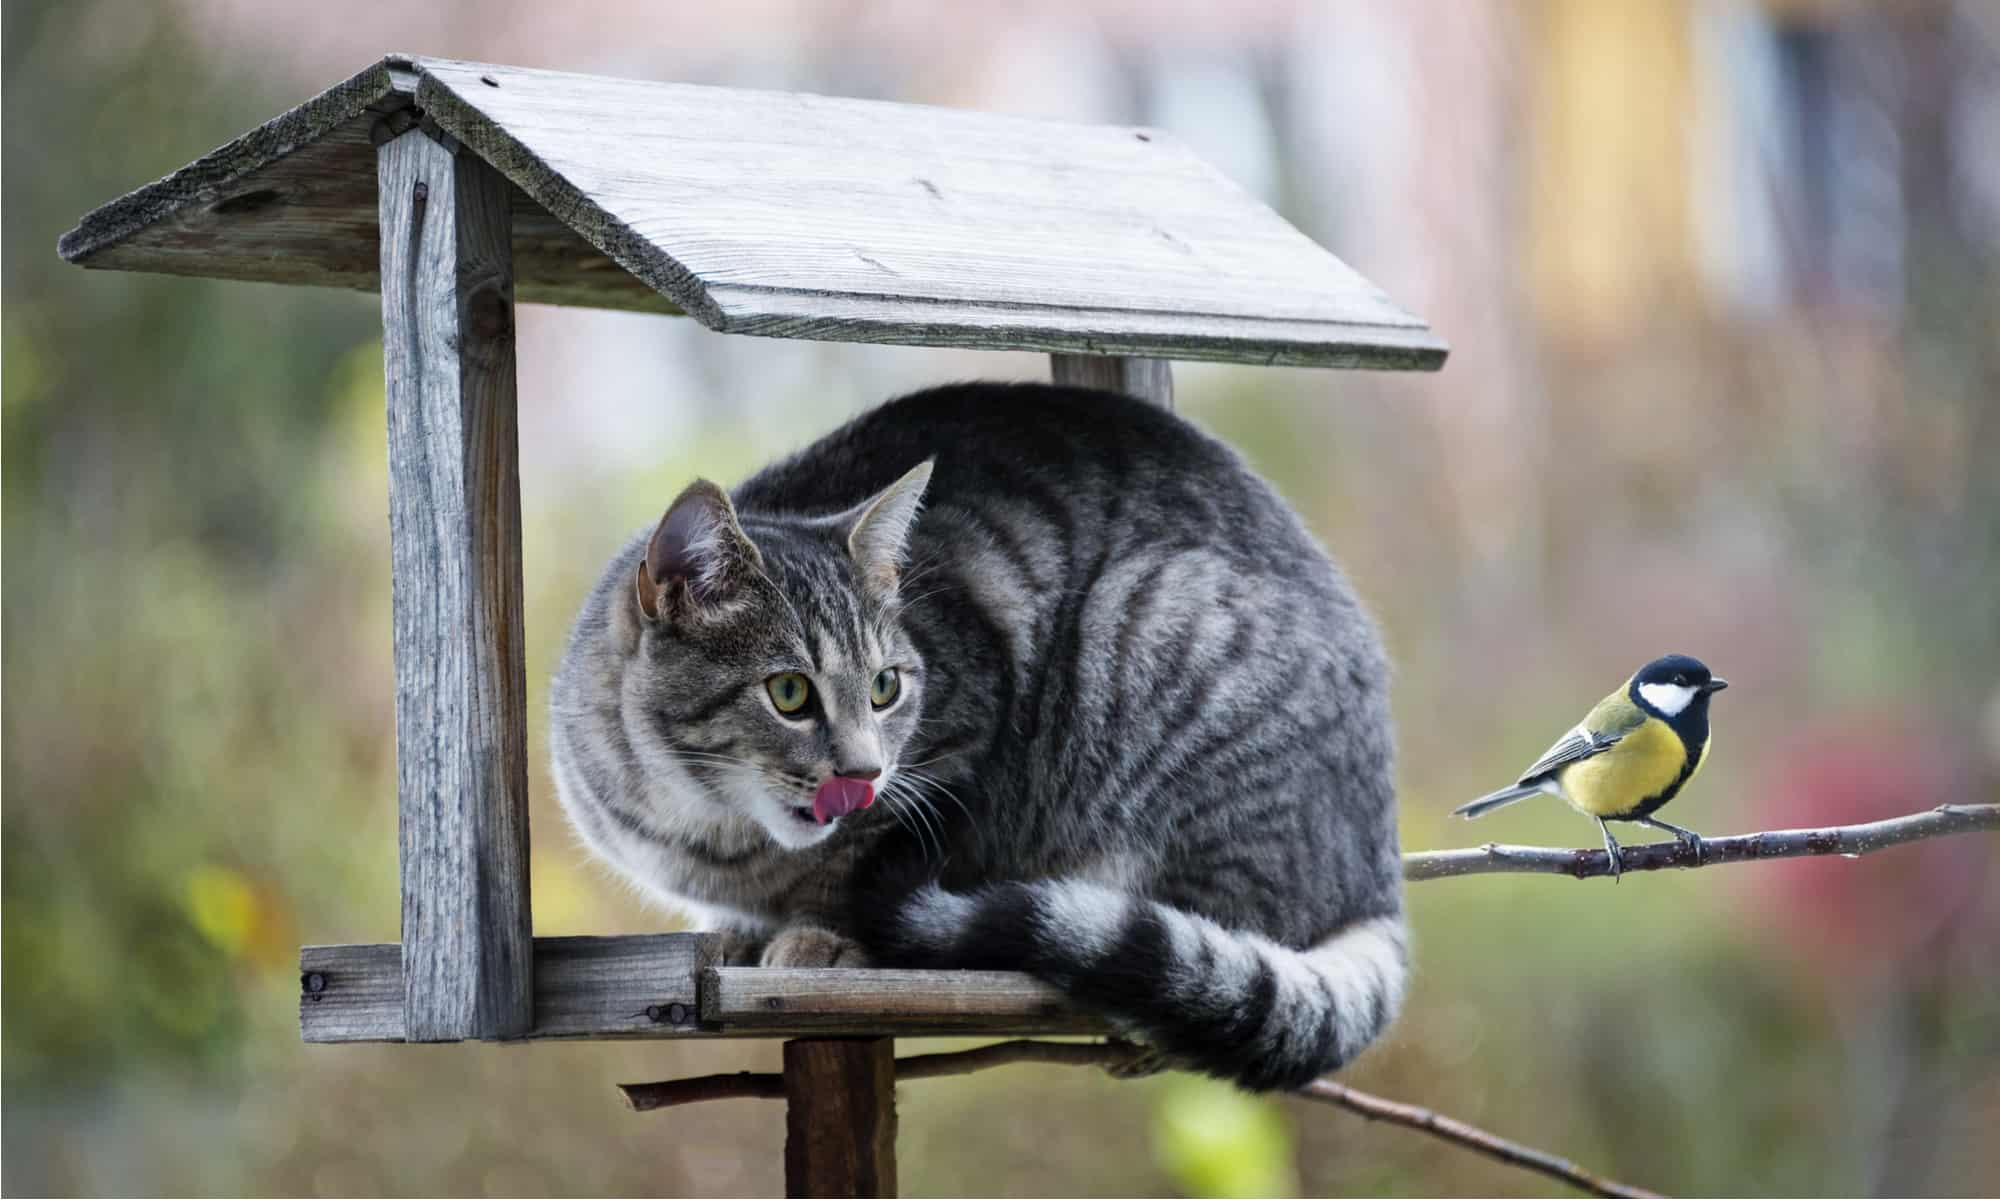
top-left (1050, 354), bottom-right (1174, 408)
top-left (376, 122), bottom-right (532, 1041)
top-left (783, 1038), bottom-right (898, 1199)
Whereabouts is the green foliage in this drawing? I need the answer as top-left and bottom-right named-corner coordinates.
top-left (1151, 1076), bottom-right (1300, 1198)
top-left (1, 0), bottom-right (383, 1094)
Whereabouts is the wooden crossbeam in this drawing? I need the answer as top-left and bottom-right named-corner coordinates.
top-left (299, 934), bottom-right (1109, 1043)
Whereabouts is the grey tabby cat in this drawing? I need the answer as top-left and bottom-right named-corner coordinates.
top-left (550, 383), bottom-right (1406, 1090)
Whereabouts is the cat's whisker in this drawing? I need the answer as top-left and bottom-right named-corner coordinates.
top-left (668, 751), bottom-right (820, 810)
top-left (897, 583), bottom-right (956, 608)
top-left (896, 556), bottom-right (945, 591)
top-left (670, 750), bottom-right (787, 780)
top-left (877, 785), bottom-right (932, 860)
top-left (901, 767), bottom-right (974, 823)
top-left (880, 781), bottom-right (941, 862)
top-left (893, 779), bottom-right (953, 851)
top-left (894, 785), bottom-right (946, 862)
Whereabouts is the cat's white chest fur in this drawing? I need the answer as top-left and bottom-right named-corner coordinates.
top-left (549, 726), bottom-right (776, 933)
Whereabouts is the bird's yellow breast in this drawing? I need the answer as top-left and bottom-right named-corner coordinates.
top-left (1555, 719), bottom-right (1689, 818)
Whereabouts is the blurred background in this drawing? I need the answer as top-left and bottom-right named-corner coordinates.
top-left (6, 0), bottom-right (1999, 1194)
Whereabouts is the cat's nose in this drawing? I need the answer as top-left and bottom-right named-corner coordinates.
top-left (835, 765), bottom-right (882, 782)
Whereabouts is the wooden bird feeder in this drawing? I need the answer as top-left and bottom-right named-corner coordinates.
top-left (62, 54), bottom-right (1445, 1197)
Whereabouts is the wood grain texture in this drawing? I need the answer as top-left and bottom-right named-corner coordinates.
top-left (299, 936), bottom-right (1105, 1041)
top-left (301, 935), bottom-right (713, 1042)
top-left (57, 57), bottom-right (675, 315)
top-left (418, 58), bottom-right (1443, 368)
top-left (704, 968), bottom-right (1112, 1036)
top-left (378, 129), bottom-right (533, 1042)
top-left (62, 55), bottom-right (1445, 368)
top-left (784, 1039), bottom-right (898, 1199)
top-left (1050, 354), bottom-right (1173, 406)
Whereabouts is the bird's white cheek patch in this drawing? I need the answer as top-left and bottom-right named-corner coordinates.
top-left (1637, 682), bottom-right (1698, 716)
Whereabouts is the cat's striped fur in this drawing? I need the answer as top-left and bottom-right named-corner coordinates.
top-left (550, 383), bottom-right (1406, 1089)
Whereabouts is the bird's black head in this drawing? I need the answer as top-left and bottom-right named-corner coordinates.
top-left (1629, 654), bottom-right (1728, 719)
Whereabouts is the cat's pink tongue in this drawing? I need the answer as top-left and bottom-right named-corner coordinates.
top-left (813, 776), bottom-right (876, 825)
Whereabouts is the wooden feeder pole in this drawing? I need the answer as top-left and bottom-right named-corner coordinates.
top-left (1050, 353), bottom-right (1173, 408)
top-left (375, 119), bottom-right (534, 1042)
top-left (784, 1039), bottom-right (900, 1198)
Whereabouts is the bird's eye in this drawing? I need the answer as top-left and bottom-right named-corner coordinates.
top-left (766, 673), bottom-right (812, 715)
top-left (870, 667), bottom-right (901, 709)
top-left (1674, 674), bottom-right (1689, 686)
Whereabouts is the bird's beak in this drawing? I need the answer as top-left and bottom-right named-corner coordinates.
top-left (1703, 677), bottom-right (1729, 693)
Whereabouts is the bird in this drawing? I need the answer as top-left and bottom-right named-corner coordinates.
top-left (1454, 654), bottom-right (1728, 878)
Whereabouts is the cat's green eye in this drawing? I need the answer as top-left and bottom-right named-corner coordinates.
top-left (870, 667), bottom-right (901, 709)
top-left (766, 673), bottom-right (812, 715)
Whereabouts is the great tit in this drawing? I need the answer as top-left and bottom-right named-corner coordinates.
top-left (1454, 654), bottom-right (1728, 877)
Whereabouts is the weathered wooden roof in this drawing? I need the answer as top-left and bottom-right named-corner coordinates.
top-left (60, 55), bottom-right (1445, 369)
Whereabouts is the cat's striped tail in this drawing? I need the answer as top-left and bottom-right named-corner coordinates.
top-left (858, 879), bottom-right (1407, 1092)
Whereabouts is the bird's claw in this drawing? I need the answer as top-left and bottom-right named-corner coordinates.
top-left (1596, 819), bottom-right (1624, 882)
top-left (1105, 1042), bottom-right (1169, 1078)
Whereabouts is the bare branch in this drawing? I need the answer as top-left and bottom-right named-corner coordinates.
top-left (895, 1038), bottom-right (1153, 1079)
top-left (1404, 802), bottom-right (1998, 882)
top-left (621, 1070), bottom-right (784, 1111)
top-left (621, 1040), bottom-right (1658, 1196)
top-left (1297, 1078), bottom-right (1659, 1198)
top-left (618, 1041), bottom-right (1150, 1110)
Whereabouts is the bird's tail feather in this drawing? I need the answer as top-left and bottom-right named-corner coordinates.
top-left (856, 878), bottom-right (1407, 1092)
top-left (1452, 782), bottom-right (1544, 819)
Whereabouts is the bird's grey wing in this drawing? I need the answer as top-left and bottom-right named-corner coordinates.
top-left (1515, 691), bottom-right (1649, 783)
top-left (1514, 725), bottom-right (1614, 784)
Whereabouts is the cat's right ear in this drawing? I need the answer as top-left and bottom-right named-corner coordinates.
top-left (634, 480), bottom-right (763, 625)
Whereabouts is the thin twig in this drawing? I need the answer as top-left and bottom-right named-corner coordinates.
top-left (619, 1041), bottom-right (1146, 1111)
top-left (1298, 1078), bottom-right (1659, 1198)
top-left (621, 1070), bottom-right (785, 1111)
top-left (1404, 802), bottom-right (1998, 882)
top-left (896, 1038), bottom-right (1147, 1079)
top-left (621, 1040), bottom-right (1656, 1196)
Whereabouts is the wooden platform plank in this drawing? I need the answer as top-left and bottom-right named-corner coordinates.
top-left (299, 936), bottom-right (1107, 1042)
top-left (301, 935), bottom-right (712, 1042)
top-left (704, 968), bottom-right (1111, 1036)
top-left (61, 54), bottom-right (1445, 368)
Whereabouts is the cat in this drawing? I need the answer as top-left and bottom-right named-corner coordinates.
top-left (549, 382), bottom-right (1406, 1091)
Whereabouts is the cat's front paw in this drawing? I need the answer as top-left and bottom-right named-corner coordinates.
top-left (709, 928), bottom-right (768, 967)
top-left (760, 926), bottom-right (871, 968)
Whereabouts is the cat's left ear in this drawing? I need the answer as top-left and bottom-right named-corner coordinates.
top-left (845, 459), bottom-right (934, 598)
top-left (635, 479), bottom-right (764, 625)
